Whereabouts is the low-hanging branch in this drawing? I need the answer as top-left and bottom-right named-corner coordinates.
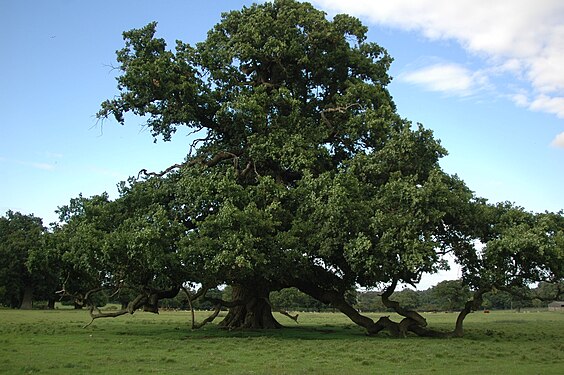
top-left (84, 293), bottom-right (147, 328)
top-left (82, 286), bottom-right (181, 328)
top-left (192, 304), bottom-right (222, 329)
top-left (181, 285), bottom-right (216, 329)
top-left (451, 288), bottom-right (487, 337)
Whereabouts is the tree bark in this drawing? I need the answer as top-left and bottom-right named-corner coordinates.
top-left (219, 284), bottom-right (282, 329)
top-left (453, 289), bottom-right (485, 337)
top-left (20, 285), bottom-right (33, 310)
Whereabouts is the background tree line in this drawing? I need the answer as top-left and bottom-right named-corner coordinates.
top-left (0, 214), bottom-right (556, 314)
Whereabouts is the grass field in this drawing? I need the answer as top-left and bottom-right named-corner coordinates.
top-left (0, 308), bottom-right (562, 374)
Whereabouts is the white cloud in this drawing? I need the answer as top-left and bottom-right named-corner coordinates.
top-left (311, 0), bottom-right (564, 130)
top-left (550, 132), bottom-right (564, 148)
top-left (399, 63), bottom-right (486, 96)
top-left (510, 93), bottom-right (564, 119)
top-left (529, 95), bottom-right (564, 119)
top-left (511, 92), bottom-right (530, 108)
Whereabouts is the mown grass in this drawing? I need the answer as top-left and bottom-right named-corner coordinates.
top-left (0, 308), bottom-right (562, 374)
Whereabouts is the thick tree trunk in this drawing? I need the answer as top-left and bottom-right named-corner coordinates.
top-left (47, 298), bottom-right (56, 310)
top-left (20, 285), bottom-right (33, 310)
top-left (219, 284), bottom-right (282, 329)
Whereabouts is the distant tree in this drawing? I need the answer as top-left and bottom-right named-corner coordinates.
top-left (431, 280), bottom-right (471, 311)
top-left (482, 289), bottom-right (512, 310)
top-left (355, 291), bottom-right (386, 312)
top-left (392, 288), bottom-right (421, 310)
top-left (270, 288), bottom-right (325, 311)
top-left (533, 281), bottom-right (564, 304)
top-left (0, 211), bottom-right (54, 309)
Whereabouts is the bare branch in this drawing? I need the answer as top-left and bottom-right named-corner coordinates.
top-left (83, 293), bottom-right (147, 328)
top-left (192, 304), bottom-right (222, 329)
top-left (264, 298), bottom-right (299, 324)
top-left (320, 103), bottom-right (362, 129)
top-left (138, 151), bottom-right (241, 179)
top-left (181, 285), bottom-right (212, 329)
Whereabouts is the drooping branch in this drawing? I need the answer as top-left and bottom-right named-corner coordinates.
top-left (82, 286), bottom-right (180, 328)
top-left (378, 280), bottom-right (458, 338)
top-left (293, 275), bottom-right (454, 338)
top-left (84, 293), bottom-right (147, 328)
top-left (142, 285), bottom-right (181, 313)
top-left (181, 285), bottom-right (218, 329)
top-left (192, 304), bottom-right (222, 329)
top-left (293, 278), bottom-right (382, 335)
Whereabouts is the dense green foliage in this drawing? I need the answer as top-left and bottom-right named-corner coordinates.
top-left (0, 211), bottom-right (56, 309)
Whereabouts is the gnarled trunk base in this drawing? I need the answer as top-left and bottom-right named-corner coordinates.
top-left (219, 285), bottom-right (282, 329)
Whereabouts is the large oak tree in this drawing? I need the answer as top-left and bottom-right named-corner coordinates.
top-left (56, 0), bottom-right (562, 336)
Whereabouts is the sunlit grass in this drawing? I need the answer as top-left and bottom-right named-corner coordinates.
top-left (0, 309), bottom-right (562, 374)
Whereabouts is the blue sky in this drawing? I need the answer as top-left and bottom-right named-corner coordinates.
top-left (2, 0), bottom-right (563, 276)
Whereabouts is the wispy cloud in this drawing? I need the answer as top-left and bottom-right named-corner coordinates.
top-left (41, 151), bottom-right (64, 159)
top-left (0, 157), bottom-right (56, 171)
top-left (27, 162), bottom-right (55, 171)
top-left (399, 63), bottom-right (488, 97)
top-left (511, 93), bottom-right (564, 119)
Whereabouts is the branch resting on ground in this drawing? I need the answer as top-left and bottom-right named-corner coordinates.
top-left (82, 286), bottom-right (180, 328)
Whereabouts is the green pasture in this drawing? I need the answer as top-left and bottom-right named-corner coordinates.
top-left (0, 308), bottom-right (562, 374)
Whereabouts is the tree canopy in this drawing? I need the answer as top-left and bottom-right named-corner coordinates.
top-left (0, 211), bottom-right (56, 309)
top-left (52, 0), bottom-right (563, 337)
